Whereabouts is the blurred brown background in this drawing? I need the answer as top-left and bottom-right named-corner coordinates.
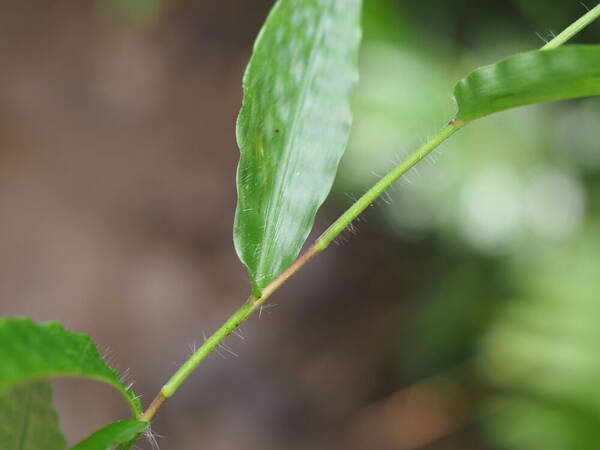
top-left (1, 1), bottom-right (600, 449)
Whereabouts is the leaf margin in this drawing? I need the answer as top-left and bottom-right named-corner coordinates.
top-left (0, 317), bottom-right (142, 419)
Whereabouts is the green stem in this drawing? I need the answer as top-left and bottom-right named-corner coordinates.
top-left (542, 4), bottom-right (600, 50)
top-left (140, 244), bottom-right (321, 422)
top-left (161, 302), bottom-right (253, 398)
top-left (140, 4), bottom-right (600, 425)
top-left (140, 119), bottom-right (463, 423)
top-left (315, 119), bottom-right (464, 250)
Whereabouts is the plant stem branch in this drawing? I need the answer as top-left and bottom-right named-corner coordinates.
top-left (315, 120), bottom-right (463, 250)
top-left (140, 245), bottom-right (321, 422)
top-left (140, 119), bottom-right (463, 423)
top-left (542, 4), bottom-right (600, 50)
top-left (140, 393), bottom-right (166, 422)
top-left (140, 3), bottom-right (600, 425)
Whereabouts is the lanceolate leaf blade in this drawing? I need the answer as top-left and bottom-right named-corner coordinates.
top-left (455, 45), bottom-right (600, 122)
top-left (0, 317), bottom-right (141, 418)
top-left (0, 381), bottom-right (66, 450)
top-left (71, 420), bottom-right (147, 450)
top-left (234, 0), bottom-right (362, 296)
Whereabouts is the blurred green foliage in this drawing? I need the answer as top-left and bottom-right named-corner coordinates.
top-left (336, 1), bottom-right (600, 448)
top-left (100, 0), bottom-right (164, 23)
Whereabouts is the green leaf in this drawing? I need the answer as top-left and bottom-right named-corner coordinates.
top-left (71, 420), bottom-right (147, 450)
top-left (234, 0), bottom-right (363, 296)
top-left (0, 317), bottom-right (141, 418)
top-left (0, 381), bottom-right (66, 450)
top-left (455, 45), bottom-right (600, 122)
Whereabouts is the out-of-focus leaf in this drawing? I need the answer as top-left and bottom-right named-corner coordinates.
top-left (0, 317), bottom-right (141, 418)
top-left (480, 229), bottom-right (600, 450)
top-left (234, 0), bottom-right (362, 296)
top-left (0, 381), bottom-right (66, 450)
top-left (483, 395), bottom-right (600, 450)
top-left (403, 260), bottom-right (494, 378)
top-left (101, 0), bottom-right (163, 23)
top-left (71, 420), bottom-right (147, 450)
top-left (455, 45), bottom-right (600, 121)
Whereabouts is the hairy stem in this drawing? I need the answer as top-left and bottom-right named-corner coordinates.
top-left (139, 5), bottom-right (599, 425)
top-left (140, 119), bottom-right (462, 422)
top-left (541, 4), bottom-right (600, 50)
top-left (139, 245), bottom-right (321, 422)
top-left (315, 120), bottom-right (463, 249)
